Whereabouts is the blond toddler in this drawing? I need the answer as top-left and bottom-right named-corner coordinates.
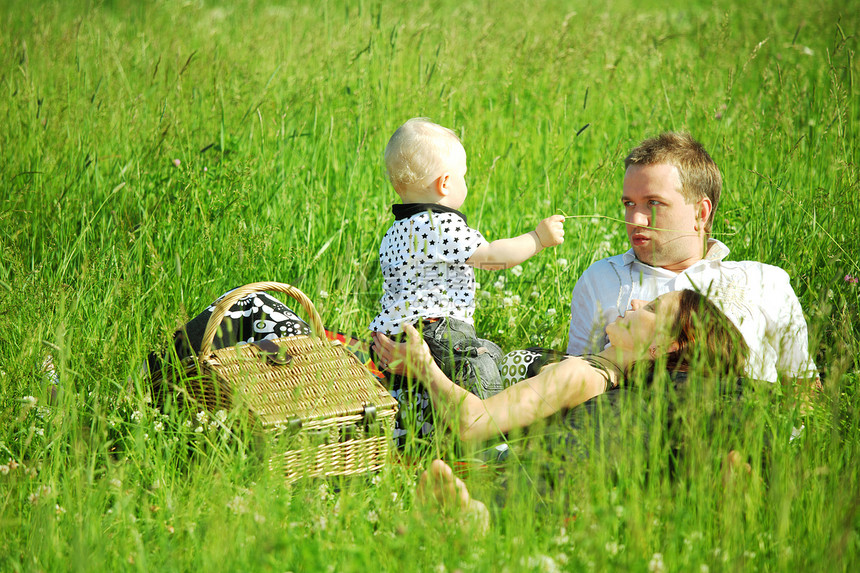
top-left (370, 118), bottom-right (563, 441)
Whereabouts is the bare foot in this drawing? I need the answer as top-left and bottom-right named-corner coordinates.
top-left (417, 460), bottom-right (490, 533)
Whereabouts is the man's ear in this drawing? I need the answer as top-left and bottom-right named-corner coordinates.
top-left (696, 197), bottom-right (713, 230)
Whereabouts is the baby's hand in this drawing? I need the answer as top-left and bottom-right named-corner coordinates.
top-left (535, 215), bottom-right (565, 248)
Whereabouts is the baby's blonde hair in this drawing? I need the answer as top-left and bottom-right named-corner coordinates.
top-left (384, 118), bottom-right (464, 191)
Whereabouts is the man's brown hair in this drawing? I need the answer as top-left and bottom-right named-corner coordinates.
top-left (625, 132), bottom-right (722, 234)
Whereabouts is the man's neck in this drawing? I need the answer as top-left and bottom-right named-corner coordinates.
top-left (656, 237), bottom-right (714, 273)
top-left (660, 255), bottom-right (704, 273)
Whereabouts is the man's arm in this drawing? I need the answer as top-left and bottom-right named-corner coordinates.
top-left (767, 267), bottom-right (819, 382)
top-left (466, 215), bottom-right (564, 271)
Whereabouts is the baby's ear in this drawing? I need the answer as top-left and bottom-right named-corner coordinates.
top-left (435, 173), bottom-right (451, 197)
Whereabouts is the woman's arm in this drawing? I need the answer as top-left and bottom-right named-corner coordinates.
top-left (372, 325), bottom-right (608, 443)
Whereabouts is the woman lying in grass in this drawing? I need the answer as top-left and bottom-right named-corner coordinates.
top-left (372, 289), bottom-right (747, 443)
top-left (372, 289), bottom-right (748, 526)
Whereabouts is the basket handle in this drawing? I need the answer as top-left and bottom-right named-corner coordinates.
top-left (199, 282), bottom-right (326, 355)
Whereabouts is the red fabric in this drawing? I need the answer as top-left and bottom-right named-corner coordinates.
top-left (324, 330), bottom-right (386, 383)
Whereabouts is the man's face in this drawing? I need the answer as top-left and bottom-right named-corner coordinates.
top-left (622, 163), bottom-right (708, 272)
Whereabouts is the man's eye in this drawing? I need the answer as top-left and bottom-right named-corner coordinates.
top-left (648, 200), bottom-right (662, 207)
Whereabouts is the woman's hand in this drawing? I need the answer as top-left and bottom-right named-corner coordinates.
top-left (371, 324), bottom-right (435, 378)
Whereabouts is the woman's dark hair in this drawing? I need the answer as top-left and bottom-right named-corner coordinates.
top-left (629, 290), bottom-right (749, 380)
top-left (666, 290), bottom-right (748, 377)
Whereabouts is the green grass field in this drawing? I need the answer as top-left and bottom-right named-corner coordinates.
top-left (1, 0), bottom-right (858, 570)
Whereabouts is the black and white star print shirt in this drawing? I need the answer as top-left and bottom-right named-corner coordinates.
top-left (369, 203), bottom-right (486, 335)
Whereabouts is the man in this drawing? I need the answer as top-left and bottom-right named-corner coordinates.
top-left (566, 132), bottom-right (817, 383)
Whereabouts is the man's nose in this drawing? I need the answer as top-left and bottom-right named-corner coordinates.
top-left (629, 209), bottom-right (650, 227)
top-left (629, 299), bottom-right (646, 312)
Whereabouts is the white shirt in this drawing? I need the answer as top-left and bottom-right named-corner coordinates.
top-left (370, 207), bottom-right (486, 335)
top-left (566, 240), bottom-right (817, 382)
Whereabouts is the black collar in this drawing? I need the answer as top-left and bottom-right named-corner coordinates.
top-left (392, 203), bottom-right (468, 225)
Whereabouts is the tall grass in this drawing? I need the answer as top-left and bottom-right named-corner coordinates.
top-left (1, 0), bottom-right (858, 570)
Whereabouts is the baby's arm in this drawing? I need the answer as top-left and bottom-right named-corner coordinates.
top-left (466, 215), bottom-right (564, 271)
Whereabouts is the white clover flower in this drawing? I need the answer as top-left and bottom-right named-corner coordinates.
top-left (0, 465), bottom-right (9, 475)
top-left (493, 281), bottom-right (505, 291)
top-left (511, 265), bottom-right (523, 277)
top-left (131, 410), bottom-right (142, 423)
top-left (226, 495), bottom-right (248, 515)
top-left (194, 426), bottom-right (204, 434)
top-left (511, 295), bottom-right (521, 305)
top-left (215, 410), bottom-right (228, 423)
top-left (22, 396), bottom-right (37, 406)
top-left (546, 308), bottom-right (557, 316)
top-left (525, 554), bottom-right (560, 573)
top-left (605, 542), bottom-right (619, 556)
top-left (648, 553), bottom-right (665, 573)
top-left (35, 428), bottom-right (45, 437)
top-left (153, 421), bottom-right (164, 432)
top-left (196, 411), bottom-right (209, 424)
top-left (556, 258), bottom-right (568, 267)
top-left (502, 297), bottom-right (513, 307)
top-left (318, 482), bottom-right (331, 501)
top-left (366, 509), bottom-right (379, 523)
top-left (55, 504), bottom-right (66, 518)
top-left (319, 290), bottom-right (329, 299)
top-left (699, 565), bottom-right (710, 573)
top-left (28, 492), bottom-right (39, 504)
top-left (109, 478), bottom-right (122, 489)
top-left (595, 240), bottom-right (612, 258)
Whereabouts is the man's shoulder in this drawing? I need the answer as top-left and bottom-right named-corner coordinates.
top-left (572, 254), bottom-right (630, 294)
top-left (714, 259), bottom-right (792, 282)
top-left (581, 253), bottom-right (630, 274)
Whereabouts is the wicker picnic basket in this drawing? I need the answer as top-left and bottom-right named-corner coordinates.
top-left (151, 282), bottom-right (398, 482)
